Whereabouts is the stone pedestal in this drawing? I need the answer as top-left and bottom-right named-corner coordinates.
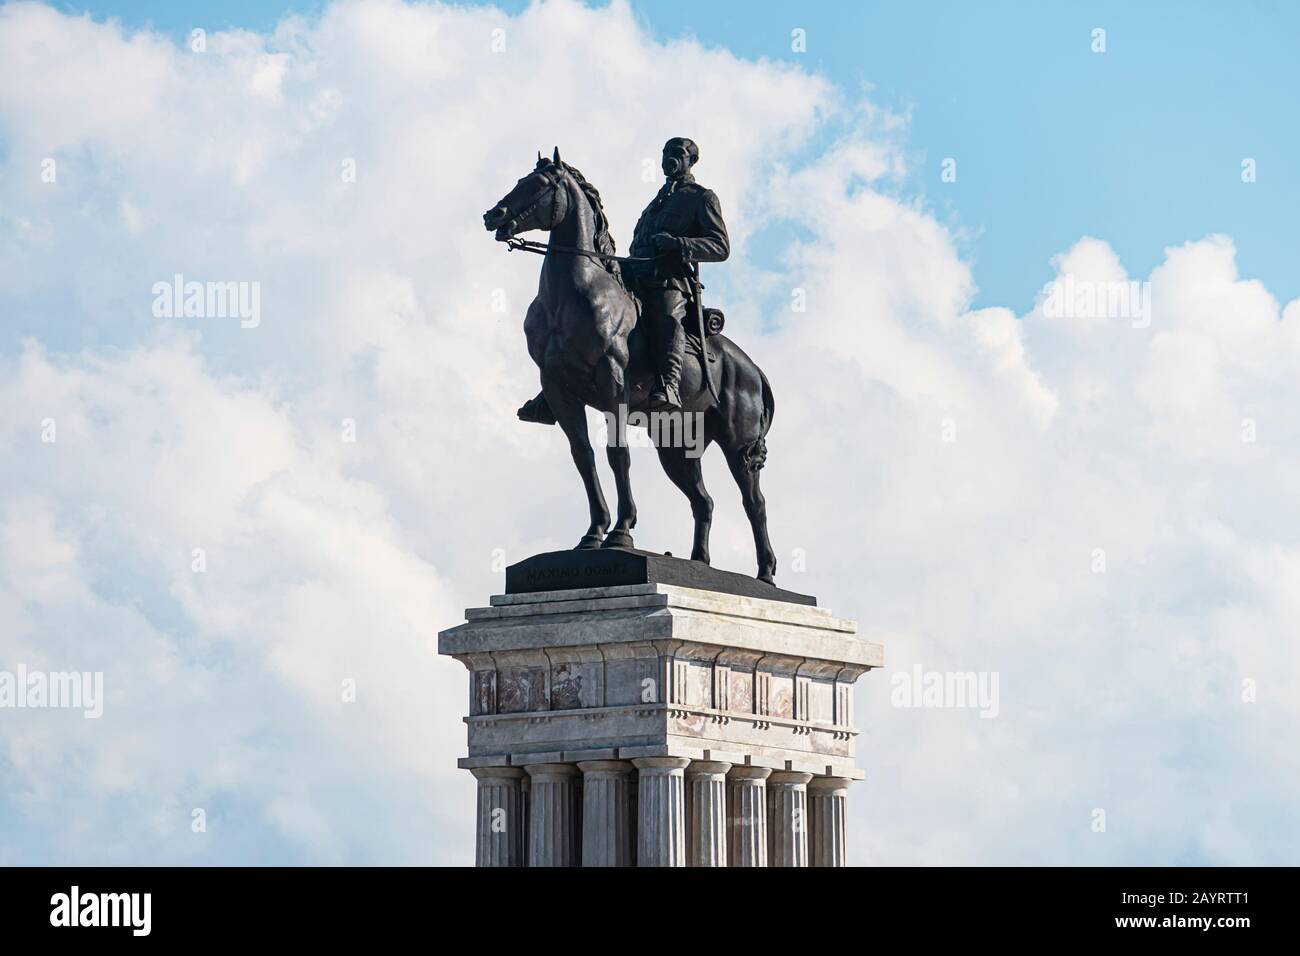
top-left (439, 575), bottom-right (883, 867)
top-left (685, 760), bottom-right (730, 867)
top-left (809, 776), bottom-right (851, 867)
top-left (578, 760), bottom-right (633, 867)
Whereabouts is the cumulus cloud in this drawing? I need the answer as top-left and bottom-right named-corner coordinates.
top-left (1, 0), bottom-right (1297, 865)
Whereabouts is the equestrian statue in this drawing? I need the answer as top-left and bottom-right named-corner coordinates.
top-left (482, 138), bottom-right (778, 584)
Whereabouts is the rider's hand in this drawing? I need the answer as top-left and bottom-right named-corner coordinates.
top-left (652, 232), bottom-right (682, 254)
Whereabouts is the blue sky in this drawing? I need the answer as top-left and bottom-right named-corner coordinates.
top-left (57, 0), bottom-right (1300, 312)
top-left (4, 0), bottom-right (1298, 866)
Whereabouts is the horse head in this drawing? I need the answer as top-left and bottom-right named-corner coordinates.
top-left (483, 147), bottom-right (572, 241)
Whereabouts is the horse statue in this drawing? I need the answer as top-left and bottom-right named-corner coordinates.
top-left (483, 149), bottom-right (778, 584)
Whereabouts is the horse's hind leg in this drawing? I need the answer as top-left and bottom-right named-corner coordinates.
top-left (723, 446), bottom-right (777, 584)
top-left (543, 377), bottom-right (609, 549)
top-left (597, 357), bottom-right (636, 550)
top-left (656, 443), bottom-right (713, 565)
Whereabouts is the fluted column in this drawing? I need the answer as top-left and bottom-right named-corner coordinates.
top-left (726, 766), bottom-right (770, 867)
top-left (519, 772), bottom-right (531, 868)
top-left (809, 776), bottom-right (851, 867)
top-left (768, 771), bottom-right (812, 867)
top-left (632, 757), bottom-right (690, 867)
top-left (471, 767), bottom-right (525, 867)
top-left (525, 763), bottom-right (579, 867)
top-left (578, 760), bottom-right (633, 867)
top-left (685, 760), bottom-right (731, 867)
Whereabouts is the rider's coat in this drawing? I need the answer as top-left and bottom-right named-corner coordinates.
top-left (626, 173), bottom-right (730, 291)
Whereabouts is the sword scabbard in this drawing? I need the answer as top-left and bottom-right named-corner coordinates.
top-left (689, 258), bottom-right (720, 403)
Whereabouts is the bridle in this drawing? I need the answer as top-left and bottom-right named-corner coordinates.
top-left (496, 167), bottom-right (564, 239)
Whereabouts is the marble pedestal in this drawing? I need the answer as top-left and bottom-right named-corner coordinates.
top-left (439, 579), bottom-right (883, 867)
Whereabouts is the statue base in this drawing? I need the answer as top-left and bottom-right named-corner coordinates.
top-left (506, 547), bottom-right (816, 606)
top-left (438, 578), bottom-right (884, 866)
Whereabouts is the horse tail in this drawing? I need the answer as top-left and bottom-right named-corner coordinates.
top-left (738, 367), bottom-right (774, 473)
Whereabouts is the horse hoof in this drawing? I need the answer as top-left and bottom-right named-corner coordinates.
top-left (691, 551), bottom-right (710, 565)
top-left (575, 534), bottom-right (604, 550)
top-left (757, 573), bottom-right (776, 586)
top-left (602, 531), bottom-right (634, 550)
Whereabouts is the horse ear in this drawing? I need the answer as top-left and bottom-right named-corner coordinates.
top-left (537, 150), bottom-right (543, 163)
top-left (553, 146), bottom-right (561, 165)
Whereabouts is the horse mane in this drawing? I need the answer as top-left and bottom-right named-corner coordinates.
top-left (557, 161), bottom-right (621, 277)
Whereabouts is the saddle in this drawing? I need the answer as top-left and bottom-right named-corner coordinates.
top-left (624, 286), bottom-right (724, 394)
top-left (625, 282), bottom-right (725, 338)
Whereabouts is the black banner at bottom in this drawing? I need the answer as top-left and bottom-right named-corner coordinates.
top-left (0, 866), bottom-right (1284, 941)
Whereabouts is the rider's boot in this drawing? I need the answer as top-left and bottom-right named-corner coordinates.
top-left (517, 391), bottom-right (557, 425)
top-left (648, 378), bottom-right (682, 412)
top-left (648, 318), bottom-right (685, 412)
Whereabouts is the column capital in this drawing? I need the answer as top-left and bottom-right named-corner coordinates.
top-left (576, 760), bottom-right (633, 775)
top-left (808, 775), bottom-right (853, 794)
top-left (470, 766), bottom-right (526, 782)
top-left (727, 765), bottom-right (772, 781)
top-left (632, 756), bottom-right (692, 773)
top-left (685, 760), bottom-right (732, 776)
top-left (769, 770), bottom-right (814, 787)
top-left (525, 762), bottom-right (579, 780)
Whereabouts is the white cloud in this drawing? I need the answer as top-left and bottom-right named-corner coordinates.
top-left (1, 0), bottom-right (1297, 865)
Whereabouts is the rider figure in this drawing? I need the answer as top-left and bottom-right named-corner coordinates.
top-left (625, 137), bottom-right (730, 411)
top-left (517, 137), bottom-right (729, 422)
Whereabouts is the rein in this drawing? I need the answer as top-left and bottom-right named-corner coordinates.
top-left (501, 236), bottom-right (656, 265)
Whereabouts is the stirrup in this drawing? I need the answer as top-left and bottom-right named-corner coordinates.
top-left (648, 385), bottom-right (681, 411)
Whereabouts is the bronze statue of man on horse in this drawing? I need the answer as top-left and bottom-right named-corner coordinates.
top-left (483, 139), bottom-right (779, 584)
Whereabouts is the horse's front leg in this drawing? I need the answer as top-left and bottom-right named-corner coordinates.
top-left (601, 438), bottom-right (638, 552)
top-left (518, 298), bottom-right (557, 425)
top-left (543, 377), bottom-right (609, 549)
